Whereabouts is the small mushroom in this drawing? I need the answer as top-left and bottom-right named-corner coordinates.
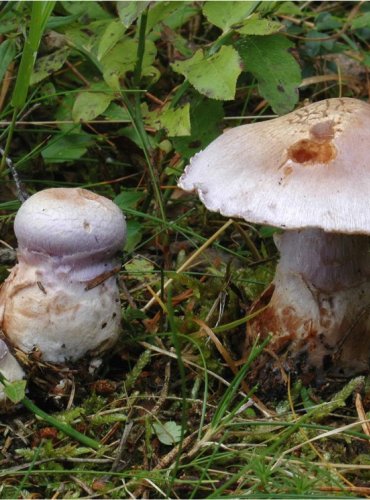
top-left (178, 97), bottom-right (370, 384)
top-left (0, 339), bottom-right (25, 404)
top-left (0, 188), bottom-right (126, 364)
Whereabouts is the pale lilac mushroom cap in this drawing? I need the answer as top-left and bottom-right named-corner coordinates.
top-left (14, 187), bottom-right (126, 279)
top-left (0, 188), bottom-right (126, 364)
top-left (179, 97), bottom-right (370, 235)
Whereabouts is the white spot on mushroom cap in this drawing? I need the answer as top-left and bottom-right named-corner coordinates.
top-left (179, 98), bottom-right (370, 234)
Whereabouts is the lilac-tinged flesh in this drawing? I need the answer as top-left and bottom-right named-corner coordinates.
top-left (247, 228), bottom-right (370, 384)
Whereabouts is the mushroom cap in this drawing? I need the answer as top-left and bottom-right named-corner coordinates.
top-left (14, 188), bottom-right (126, 258)
top-left (179, 98), bottom-right (370, 234)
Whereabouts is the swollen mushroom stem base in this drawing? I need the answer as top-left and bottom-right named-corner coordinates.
top-left (246, 228), bottom-right (370, 387)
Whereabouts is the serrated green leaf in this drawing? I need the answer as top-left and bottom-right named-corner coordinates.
top-left (145, 103), bottom-right (191, 137)
top-left (203, 1), bottom-right (258, 32)
top-left (172, 46), bottom-right (242, 101)
top-left (30, 48), bottom-right (69, 85)
top-left (117, 1), bottom-right (150, 28)
top-left (236, 15), bottom-right (282, 35)
top-left (173, 97), bottom-right (223, 158)
top-left (72, 91), bottom-right (113, 122)
top-left (0, 39), bottom-right (16, 86)
top-left (4, 379), bottom-right (27, 403)
top-left (237, 35), bottom-right (301, 114)
top-left (152, 421), bottom-right (182, 445)
top-left (42, 134), bottom-right (93, 163)
top-left (97, 19), bottom-right (126, 60)
top-left (101, 38), bottom-right (156, 90)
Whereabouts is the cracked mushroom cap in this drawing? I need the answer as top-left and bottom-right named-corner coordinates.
top-left (14, 187), bottom-right (126, 261)
top-left (179, 98), bottom-right (370, 234)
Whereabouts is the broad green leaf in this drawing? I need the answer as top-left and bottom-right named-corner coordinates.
top-left (103, 102), bottom-right (130, 121)
top-left (148, 2), bottom-right (199, 40)
top-left (203, 1), bottom-right (258, 32)
top-left (0, 39), bottom-right (16, 86)
top-left (97, 19), bottom-right (126, 60)
top-left (61, 1), bottom-right (111, 20)
top-left (146, 2), bottom-right (180, 33)
top-left (30, 48), bottom-right (69, 85)
top-left (117, 1), bottom-right (150, 28)
top-left (275, 1), bottom-right (302, 16)
top-left (72, 91), bottom-right (113, 122)
top-left (237, 35), bottom-right (301, 114)
top-left (236, 15), bottom-right (282, 35)
top-left (125, 257), bottom-right (154, 279)
top-left (4, 379), bottom-right (27, 403)
top-left (173, 97), bottom-right (224, 158)
top-left (172, 46), bottom-right (242, 101)
top-left (42, 134), bottom-right (93, 163)
top-left (65, 20), bottom-right (107, 54)
top-left (124, 221), bottom-right (143, 254)
top-left (101, 38), bottom-right (156, 90)
top-left (145, 103), bottom-right (191, 137)
top-left (114, 190), bottom-right (146, 209)
top-left (351, 12), bottom-right (370, 30)
top-left (152, 421), bottom-right (182, 445)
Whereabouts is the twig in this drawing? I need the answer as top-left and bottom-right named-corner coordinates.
top-left (0, 147), bottom-right (29, 202)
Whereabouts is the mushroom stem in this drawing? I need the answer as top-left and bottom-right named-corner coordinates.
top-left (249, 228), bottom-right (370, 380)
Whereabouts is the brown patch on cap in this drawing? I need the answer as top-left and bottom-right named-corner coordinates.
top-left (309, 120), bottom-right (335, 142)
top-left (287, 139), bottom-right (336, 165)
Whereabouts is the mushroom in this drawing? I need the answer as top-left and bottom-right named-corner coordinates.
top-left (178, 97), bottom-right (370, 384)
top-left (0, 339), bottom-right (25, 404)
top-left (0, 188), bottom-right (126, 364)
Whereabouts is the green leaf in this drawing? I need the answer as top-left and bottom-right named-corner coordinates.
top-left (351, 12), bottom-right (370, 30)
top-left (72, 91), bottom-right (113, 122)
top-left (152, 421), bottom-right (182, 445)
top-left (114, 190), bottom-right (146, 209)
top-left (4, 379), bottom-right (27, 403)
top-left (203, 1), bottom-right (258, 32)
top-left (103, 102), bottom-right (130, 121)
top-left (173, 97), bottom-right (224, 158)
top-left (61, 1), bottom-right (111, 20)
top-left (145, 103), bottom-right (191, 137)
top-left (0, 39), bottom-right (16, 86)
top-left (97, 19), bottom-right (126, 60)
top-left (42, 134), bottom-right (93, 163)
top-left (125, 257), bottom-right (154, 279)
top-left (172, 46), bottom-right (242, 101)
top-left (30, 48), bottom-right (69, 85)
top-left (124, 221), bottom-right (143, 254)
top-left (101, 38), bottom-right (156, 90)
top-left (117, 1), bottom-right (150, 28)
top-left (237, 35), bottom-right (301, 114)
top-left (236, 15), bottom-right (282, 35)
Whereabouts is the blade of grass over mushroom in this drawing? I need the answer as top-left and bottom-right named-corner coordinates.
top-left (0, 1), bottom-right (55, 175)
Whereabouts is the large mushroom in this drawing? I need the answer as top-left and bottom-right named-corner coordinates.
top-left (0, 188), bottom-right (126, 364)
top-left (178, 97), bottom-right (370, 385)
